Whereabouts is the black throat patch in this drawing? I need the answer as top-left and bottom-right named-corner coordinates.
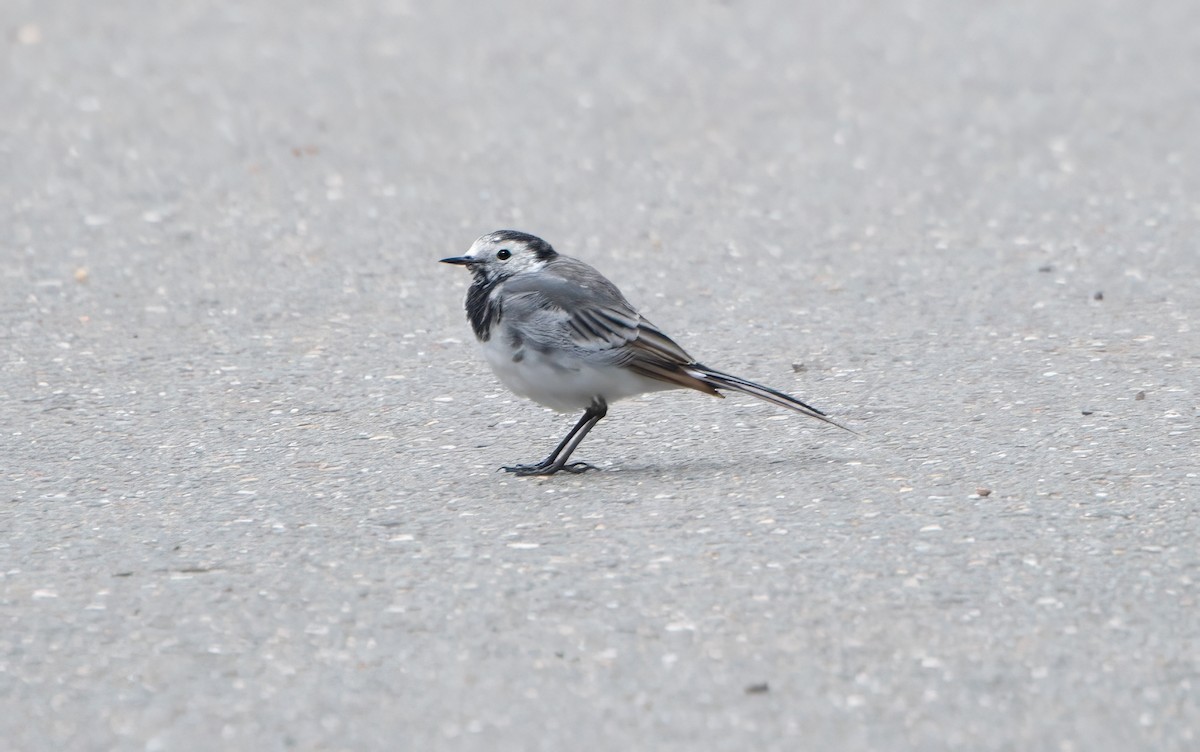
top-left (465, 272), bottom-right (501, 341)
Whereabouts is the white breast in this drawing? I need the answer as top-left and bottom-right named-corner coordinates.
top-left (479, 332), bottom-right (674, 412)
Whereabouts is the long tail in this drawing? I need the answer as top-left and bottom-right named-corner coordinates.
top-left (687, 364), bottom-right (858, 435)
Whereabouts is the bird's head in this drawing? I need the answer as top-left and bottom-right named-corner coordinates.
top-left (440, 230), bottom-right (558, 282)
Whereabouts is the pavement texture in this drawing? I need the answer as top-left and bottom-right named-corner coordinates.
top-left (2, 1), bottom-right (1199, 750)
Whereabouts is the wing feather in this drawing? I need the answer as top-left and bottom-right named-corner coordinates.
top-left (499, 258), bottom-right (720, 394)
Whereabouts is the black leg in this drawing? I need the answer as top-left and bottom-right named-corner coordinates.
top-left (503, 403), bottom-right (608, 476)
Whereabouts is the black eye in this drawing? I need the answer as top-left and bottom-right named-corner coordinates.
top-left (496, 249), bottom-right (512, 260)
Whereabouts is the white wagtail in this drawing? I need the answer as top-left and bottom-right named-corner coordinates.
top-left (441, 230), bottom-right (853, 475)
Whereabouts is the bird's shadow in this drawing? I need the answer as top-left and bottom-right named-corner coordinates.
top-left (525, 449), bottom-right (858, 480)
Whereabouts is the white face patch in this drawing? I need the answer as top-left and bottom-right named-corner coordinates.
top-left (459, 232), bottom-right (559, 287)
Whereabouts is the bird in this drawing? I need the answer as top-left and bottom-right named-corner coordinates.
top-left (440, 230), bottom-right (853, 475)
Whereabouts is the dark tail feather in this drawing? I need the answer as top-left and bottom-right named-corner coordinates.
top-left (689, 364), bottom-right (858, 435)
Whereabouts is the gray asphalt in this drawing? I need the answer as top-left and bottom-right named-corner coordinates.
top-left (3, 1), bottom-right (1198, 750)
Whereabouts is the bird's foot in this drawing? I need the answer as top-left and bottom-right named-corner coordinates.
top-left (501, 460), bottom-right (598, 477)
top-left (501, 463), bottom-right (550, 476)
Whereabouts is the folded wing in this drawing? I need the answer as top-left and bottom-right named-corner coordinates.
top-left (500, 260), bottom-right (720, 395)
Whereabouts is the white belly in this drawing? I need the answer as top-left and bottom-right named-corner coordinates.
top-left (480, 336), bottom-right (674, 412)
